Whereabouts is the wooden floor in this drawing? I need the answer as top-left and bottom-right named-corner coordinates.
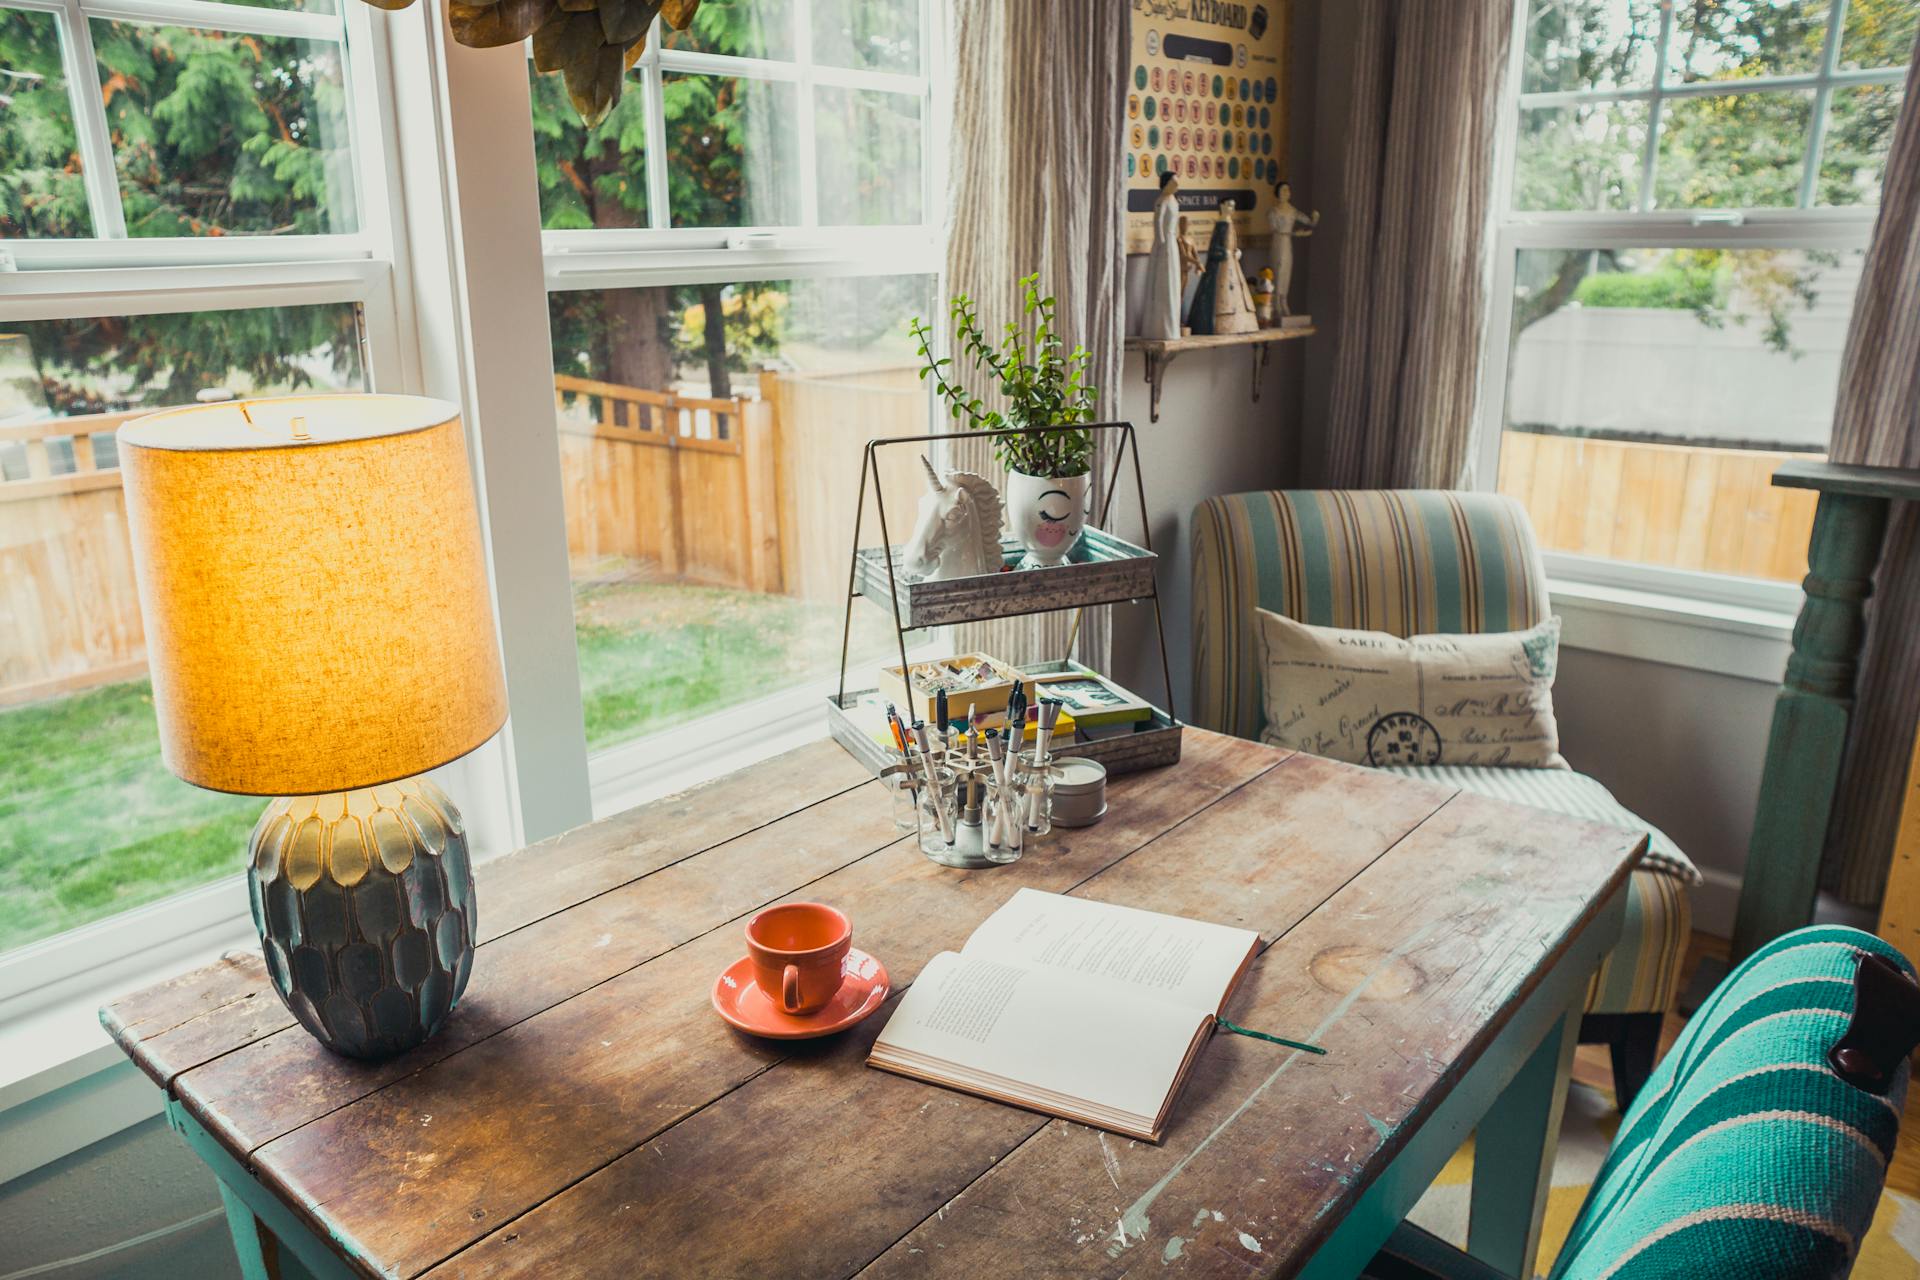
top-left (1588, 931), bottom-right (1920, 1200)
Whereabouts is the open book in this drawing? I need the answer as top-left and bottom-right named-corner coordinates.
top-left (867, 888), bottom-right (1260, 1142)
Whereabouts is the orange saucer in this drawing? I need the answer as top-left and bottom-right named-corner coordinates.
top-left (711, 947), bottom-right (890, 1039)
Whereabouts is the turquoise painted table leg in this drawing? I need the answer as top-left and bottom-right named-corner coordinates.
top-left (1299, 886), bottom-right (1627, 1280)
top-left (1467, 1004), bottom-right (1582, 1278)
top-left (1731, 489), bottom-right (1889, 964)
top-left (219, 1179), bottom-right (287, 1280)
top-left (166, 1100), bottom-right (358, 1280)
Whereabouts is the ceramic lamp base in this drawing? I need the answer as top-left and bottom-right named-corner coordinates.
top-left (247, 780), bottom-right (476, 1060)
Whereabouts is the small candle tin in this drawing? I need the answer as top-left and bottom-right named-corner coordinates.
top-left (1047, 756), bottom-right (1108, 827)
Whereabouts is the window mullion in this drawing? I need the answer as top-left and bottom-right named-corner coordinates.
top-left (53, 0), bottom-right (128, 238)
top-left (1798, 0), bottom-right (1852, 209)
top-left (793, 0), bottom-right (819, 229)
top-left (1637, 2), bottom-right (1674, 213)
top-left (641, 15), bottom-right (670, 229)
top-left (77, 0), bottom-right (341, 42)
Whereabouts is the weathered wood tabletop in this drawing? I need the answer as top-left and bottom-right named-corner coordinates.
top-left (105, 729), bottom-right (1643, 1279)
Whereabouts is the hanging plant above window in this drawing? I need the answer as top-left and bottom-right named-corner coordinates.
top-left (357, 0), bottom-right (703, 127)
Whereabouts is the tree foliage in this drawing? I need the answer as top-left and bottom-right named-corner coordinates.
top-left (1, 10), bottom-right (359, 412)
top-left (1512, 0), bottom-right (1910, 355)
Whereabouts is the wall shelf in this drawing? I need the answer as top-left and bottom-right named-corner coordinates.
top-left (1124, 325), bottom-right (1317, 422)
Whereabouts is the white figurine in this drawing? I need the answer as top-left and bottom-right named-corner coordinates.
top-left (1266, 181), bottom-right (1321, 320)
top-left (901, 455), bottom-right (1004, 581)
top-left (1211, 203), bottom-right (1259, 335)
top-left (1177, 214), bottom-right (1203, 327)
top-left (1143, 171), bottom-right (1183, 340)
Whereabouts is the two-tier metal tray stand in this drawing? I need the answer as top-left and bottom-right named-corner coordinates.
top-left (829, 421), bottom-right (1183, 779)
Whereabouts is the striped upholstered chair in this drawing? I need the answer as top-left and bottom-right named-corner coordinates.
top-left (1191, 490), bottom-right (1698, 1108)
top-left (1367, 924), bottom-right (1918, 1279)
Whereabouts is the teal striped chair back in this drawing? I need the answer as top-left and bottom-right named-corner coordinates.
top-left (1551, 925), bottom-right (1914, 1280)
top-left (1189, 491), bottom-right (1549, 741)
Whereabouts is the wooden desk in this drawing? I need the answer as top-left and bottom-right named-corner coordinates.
top-left (104, 730), bottom-right (1640, 1280)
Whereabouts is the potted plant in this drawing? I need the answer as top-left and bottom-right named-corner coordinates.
top-left (910, 273), bottom-right (1097, 567)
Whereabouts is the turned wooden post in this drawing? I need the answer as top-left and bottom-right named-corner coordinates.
top-left (1731, 461), bottom-right (1920, 964)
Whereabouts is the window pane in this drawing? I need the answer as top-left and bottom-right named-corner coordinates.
top-left (1521, 0), bottom-right (1662, 93)
top-left (1653, 90), bottom-right (1812, 209)
top-left (531, 57), bottom-right (649, 230)
top-left (546, 276), bottom-right (934, 752)
top-left (91, 21), bottom-right (358, 236)
top-left (661, 73), bottom-right (798, 227)
top-left (1819, 82), bottom-right (1905, 206)
top-left (1497, 248), bottom-right (1860, 582)
top-left (1841, 0), bottom-right (1920, 70)
top-left (0, 303), bottom-right (364, 954)
top-left (1514, 99), bottom-right (1650, 211)
top-left (662, 0), bottom-right (794, 60)
top-left (1, 9), bottom-right (93, 238)
top-left (812, 0), bottom-right (919, 75)
top-left (208, 0), bottom-right (341, 13)
top-left (814, 88), bottom-right (923, 225)
top-left (1668, 0), bottom-right (1830, 82)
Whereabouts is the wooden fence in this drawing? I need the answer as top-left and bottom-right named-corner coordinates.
top-left (0, 412), bottom-right (149, 706)
top-left (1497, 431), bottom-right (1820, 584)
top-left (0, 366), bottom-right (935, 706)
top-left (554, 375), bottom-right (782, 593)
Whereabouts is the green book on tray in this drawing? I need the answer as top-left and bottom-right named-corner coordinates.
top-left (1025, 669), bottom-right (1155, 729)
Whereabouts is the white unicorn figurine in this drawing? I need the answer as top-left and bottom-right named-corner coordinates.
top-left (901, 455), bottom-right (1004, 581)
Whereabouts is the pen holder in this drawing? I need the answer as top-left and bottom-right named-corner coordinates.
top-left (914, 765), bottom-right (961, 860)
top-left (879, 765), bottom-right (919, 832)
top-left (982, 784), bottom-right (1024, 866)
top-left (1016, 750), bottom-right (1056, 837)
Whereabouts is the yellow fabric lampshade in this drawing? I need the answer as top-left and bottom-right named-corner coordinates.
top-left (119, 394), bottom-right (508, 796)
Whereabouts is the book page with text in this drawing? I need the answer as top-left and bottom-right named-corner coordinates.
top-left (959, 888), bottom-right (1257, 1017)
top-left (871, 949), bottom-right (1206, 1127)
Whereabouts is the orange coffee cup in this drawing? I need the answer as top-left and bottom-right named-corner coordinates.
top-left (745, 902), bottom-right (851, 1015)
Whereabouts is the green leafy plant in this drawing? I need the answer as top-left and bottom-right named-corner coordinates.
top-left (910, 272), bottom-right (1096, 479)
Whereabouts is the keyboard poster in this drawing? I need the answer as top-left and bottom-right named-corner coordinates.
top-left (1126, 0), bottom-right (1290, 253)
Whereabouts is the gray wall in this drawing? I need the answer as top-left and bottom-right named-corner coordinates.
top-left (1553, 648), bottom-right (1776, 936)
top-left (0, 1115), bottom-right (237, 1280)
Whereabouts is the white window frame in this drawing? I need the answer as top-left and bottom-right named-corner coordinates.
top-left (0, 0), bottom-right (537, 1025)
top-left (1474, 0), bottom-right (1899, 616)
top-left (532, 0), bottom-right (951, 813)
top-left (0, 0), bottom-right (951, 1119)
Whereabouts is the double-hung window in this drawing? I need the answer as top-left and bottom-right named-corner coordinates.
top-left (526, 0), bottom-right (943, 814)
top-left (1479, 0), bottom-right (1911, 609)
top-left (0, 0), bottom-right (419, 981)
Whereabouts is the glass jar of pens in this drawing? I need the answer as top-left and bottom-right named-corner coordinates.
top-left (879, 683), bottom-right (1069, 870)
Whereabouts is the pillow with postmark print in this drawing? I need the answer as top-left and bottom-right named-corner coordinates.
top-left (1251, 610), bottom-right (1568, 770)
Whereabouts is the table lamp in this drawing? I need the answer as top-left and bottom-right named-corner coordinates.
top-left (119, 394), bottom-right (508, 1061)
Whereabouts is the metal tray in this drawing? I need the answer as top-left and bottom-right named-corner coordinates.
top-left (852, 528), bottom-right (1158, 629)
top-left (826, 661), bottom-right (1183, 782)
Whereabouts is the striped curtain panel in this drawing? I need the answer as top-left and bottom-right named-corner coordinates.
top-left (1319, 0), bottom-right (1514, 490)
top-left (1822, 37), bottom-right (1920, 905)
top-left (943, 0), bottom-right (1127, 670)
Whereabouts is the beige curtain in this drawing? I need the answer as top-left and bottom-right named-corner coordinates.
top-left (943, 0), bottom-right (1128, 670)
top-left (1319, 0), bottom-right (1515, 489)
top-left (1822, 37), bottom-right (1920, 905)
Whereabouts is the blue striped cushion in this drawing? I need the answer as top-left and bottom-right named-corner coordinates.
top-left (1551, 926), bottom-right (1913, 1280)
top-left (1384, 765), bottom-right (1698, 884)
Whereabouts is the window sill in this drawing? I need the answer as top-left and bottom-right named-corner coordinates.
top-left (0, 923), bottom-right (255, 1185)
top-left (1548, 576), bottom-right (1796, 683)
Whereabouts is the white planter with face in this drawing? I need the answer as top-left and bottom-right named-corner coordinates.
top-left (1004, 468), bottom-right (1090, 567)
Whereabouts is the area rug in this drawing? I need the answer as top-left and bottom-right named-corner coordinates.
top-left (1405, 1079), bottom-right (1920, 1278)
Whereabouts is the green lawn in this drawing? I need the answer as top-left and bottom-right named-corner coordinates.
top-left (0, 579), bottom-right (910, 951)
top-left (0, 680), bottom-right (260, 949)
